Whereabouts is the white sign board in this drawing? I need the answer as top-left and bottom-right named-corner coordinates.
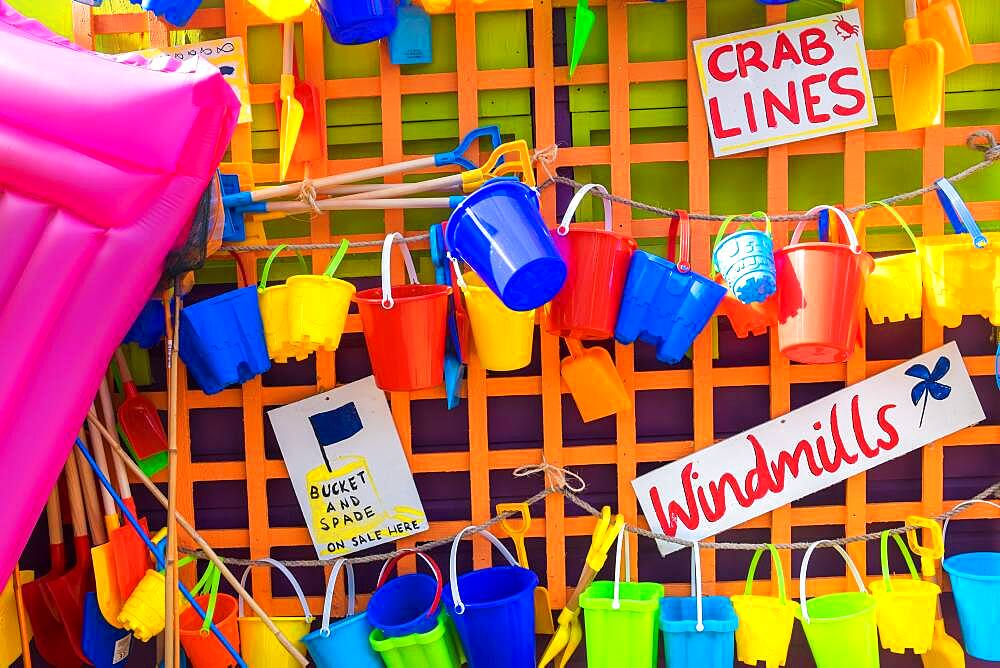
top-left (268, 376), bottom-right (428, 559)
top-left (693, 10), bottom-right (876, 157)
top-left (633, 343), bottom-right (984, 556)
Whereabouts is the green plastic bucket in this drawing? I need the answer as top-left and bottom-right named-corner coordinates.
top-left (369, 612), bottom-right (462, 668)
top-left (580, 526), bottom-right (662, 668)
top-left (795, 542), bottom-right (879, 668)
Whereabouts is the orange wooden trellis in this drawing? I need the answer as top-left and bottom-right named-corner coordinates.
top-left (67, 0), bottom-right (1000, 624)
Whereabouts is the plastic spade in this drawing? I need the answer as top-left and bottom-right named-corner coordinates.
top-left (560, 338), bottom-right (631, 423)
top-left (907, 516), bottom-right (965, 668)
top-left (496, 503), bottom-right (554, 634)
top-left (114, 348), bottom-right (167, 459)
top-left (279, 22), bottom-right (305, 182)
top-left (890, 0), bottom-right (945, 132)
top-left (916, 0), bottom-right (973, 74)
top-left (570, 0), bottom-right (596, 77)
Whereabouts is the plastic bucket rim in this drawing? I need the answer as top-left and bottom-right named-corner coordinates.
top-left (443, 565), bottom-right (538, 611)
top-left (286, 274), bottom-right (357, 292)
top-left (445, 179), bottom-right (541, 260)
top-left (943, 552), bottom-right (1000, 581)
top-left (795, 591), bottom-right (875, 623)
top-left (557, 226), bottom-right (638, 245)
top-left (367, 572), bottom-right (440, 632)
top-left (353, 283), bottom-right (451, 305)
top-left (178, 593), bottom-right (239, 634)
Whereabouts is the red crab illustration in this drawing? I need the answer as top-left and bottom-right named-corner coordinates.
top-left (834, 15), bottom-right (861, 40)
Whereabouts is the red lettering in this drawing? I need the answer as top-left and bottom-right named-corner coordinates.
top-left (771, 32), bottom-right (803, 69)
top-left (702, 472), bottom-right (754, 523)
top-left (770, 438), bottom-right (824, 490)
top-left (744, 92), bottom-right (758, 133)
top-left (851, 395), bottom-right (881, 457)
top-left (649, 463), bottom-right (701, 536)
top-left (736, 40), bottom-right (768, 78)
top-left (830, 403), bottom-right (859, 466)
top-left (763, 81), bottom-right (800, 128)
top-left (709, 97), bottom-right (741, 138)
top-left (829, 66), bottom-right (866, 116)
top-left (877, 404), bottom-right (899, 451)
top-left (813, 421), bottom-right (838, 473)
top-left (800, 28), bottom-right (834, 66)
top-left (707, 45), bottom-right (737, 82)
top-left (802, 74), bottom-right (830, 123)
top-left (744, 435), bottom-right (778, 498)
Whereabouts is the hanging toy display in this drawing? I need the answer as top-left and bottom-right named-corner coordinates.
top-left (730, 544), bottom-right (796, 668)
top-left (854, 202), bottom-right (923, 324)
top-left (712, 211), bottom-right (776, 305)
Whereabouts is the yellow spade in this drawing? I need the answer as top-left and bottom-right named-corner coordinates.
top-left (496, 503), bottom-right (555, 634)
top-left (279, 21), bottom-right (304, 182)
top-left (890, 0), bottom-right (945, 132)
top-left (906, 515), bottom-right (966, 668)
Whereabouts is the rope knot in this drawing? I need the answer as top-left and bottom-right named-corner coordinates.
top-left (297, 179), bottom-right (323, 217)
top-left (513, 457), bottom-right (585, 492)
top-left (968, 130), bottom-right (1000, 162)
top-left (532, 144), bottom-right (559, 183)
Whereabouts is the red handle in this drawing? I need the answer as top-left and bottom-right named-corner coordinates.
top-left (667, 210), bottom-right (691, 272)
top-left (376, 549), bottom-right (444, 619)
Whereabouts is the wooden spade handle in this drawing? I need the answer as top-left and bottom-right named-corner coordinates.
top-left (113, 348), bottom-right (134, 385)
top-left (86, 401), bottom-right (117, 519)
top-left (62, 446), bottom-right (90, 540)
top-left (45, 485), bottom-right (63, 546)
top-left (74, 434), bottom-right (108, 545)
top-left (98, 377), bottom-right (133, 502)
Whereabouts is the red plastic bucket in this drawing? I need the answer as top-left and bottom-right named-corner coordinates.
top-left (547, 184), bottom-right (637, 340)
top-left (775, 206), bottom-right (873, 364)
top-left (179, 566), bottom-right (240, 668)
top-left (354, 233), bottom-right (451, 391)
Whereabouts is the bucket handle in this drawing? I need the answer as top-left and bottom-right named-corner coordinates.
top-left (379, 232), bottom-right (420, 309)
top-left (322, 239), bottom-right (351, 278)
top-left (258, 244), bottom-right (309, 291)
top-left (557, 183), bottom-right (613, 236)
top-left (611, 524), bottom-right (631, 610)
top-left (238, 558), bottom-right (313, 622)
top-left (318, 559), bottom-right (355, 638)
top-left (942, 499), bottom-right (1000, 554)
top-left (376, 549), bottom-right (443, 619)
top-left (190, 564), bottom-right (223, 637)
top-left (690, 541), bottom-right (704, 632)
top-left (791, 206), bottom-right (862, 252)
top-left (879, 531), bottom-right (921, 593)
top-left (935, 177), bottom-right (988, 248)
top-left (743, 543), bottom-right (787, 603)
top-left (799, 541), bottom-right (867, 624)
top-left (712, 211), bottom-right (771, 272)
top-left (449, 256), bottom-right (468, 293)
top-left (853, 202), bottom-right (919, 250)
top-left (449, 526), bottom-right (521, 615)
top-left (666, 210), bottom-right (691, 273)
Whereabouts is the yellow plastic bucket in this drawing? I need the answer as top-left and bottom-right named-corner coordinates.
top-left (854, 202), bottom-right (923, 324)
top-left (246, 0), bottom-right (312, 21)
top-left (118, 568), bottom-right (190, 642)
top-left (731, 544), bottom-right (796, 668)
top-left (868, 531), bottom-right (940, 655)
top-left (458, 267), bottom-right (535, 371)
top-left (258, 245), bottom-right (311, 363)
top-left (286, 239), bottom-right (355, 353)
top-left (922, 231), bottom-right (1000, 328)
top-left (238, 559), bottom-right (313, 668)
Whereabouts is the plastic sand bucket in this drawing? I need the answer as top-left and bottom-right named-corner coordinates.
top-left (180, 565), bottom-right (241, 668)
top-left (446, 180), bottom-right (566, 312)
top-left (854, 202), bottom-right (923, 324)
top-left (246, 0), bottom-right (312, 21)
top-left (796, 541), bottom-right (878, 668)
top-left (580, 525), bottom-right (663, 668)
top-left (302, 560), bottom-right (383, 668)
top-left (868, 531), bottom-right (939, 655)
top-left (454, 264), bottom-right (535, 372)
top-left (258, 245), bottom-right (311, 363)
top-left (286, 239), bottom-right (355, 353)
top-left (775, 206), bottom-right (873, 364)
top-left (443, 527), bottom-right (538, 668)
top-left (354, 233), bottom-right (451, 391)
top-left (731, 544), bottom-right (796, 668)
top-left (712, 211), bottom-right (776, 304)
top-left (82, 592), bottom-right (132, 667)
top-left (118, 564), bottom-right (191, 642)
top-left (715, 274), bottom-right (779, 338)
top-left (369, 611), bottom-right (462, 668)
top-left (942, 499), bottom-right (1000, 661)
top-left (547, 184), bottom-right (636, 340)
top-left (615, 211), bottom-right (725, 363)
top-left (238, 559), bottom-right (312, 668)
top-left (660, 543), bottom-right (737, 668)
top-left (318, 0), bottom-right (398, 45)
top-left (124, 301), bottom-right (166, 348)
top-left (368, 550), bottom-right (444, 639)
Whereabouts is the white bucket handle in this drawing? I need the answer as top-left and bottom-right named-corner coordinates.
top-left (557, 183), bottom-right (613, 236)
top-left (380, 232), bottom-right (420, 309)
top-left (799, 541), bottom-right (867, 624)
top-left (790, 206), bottom-right (862, 252)
top-left (239, 558), bottom-right (314, 621)
top-left (612, 524), bottom-right (631, 610)
top-left (448, 254), bottom-right (468, 292)
top-left (942, 499), bottom-right (1000, 554)
top-left (691, 541), bottom-right (704, 632)
top-left (318, 559), bottom-right (356, 637)
top-left (449, 526), bottom-right (521, 615)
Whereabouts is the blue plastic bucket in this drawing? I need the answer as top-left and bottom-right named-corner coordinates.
top-left (442, 528), bottom-right (538, 668)
top-left (302, 561), bottom-right (383, 668)
top-left (317, 0), bottom-right (398, 45)
top-left (712, 213), bottom-right (776, 304)
top-left (368, 551), bottom-right (444, 640)
top-left (178, 286), bottom-right (271, 395)
top-left (124, 301), bottom-right (166, 348)
top-left (82, 592), bottom-right (131, 667)
top-left (446, 180), bottom-right (566, 312)
top-left (660, 597), bottom-right (737, 667)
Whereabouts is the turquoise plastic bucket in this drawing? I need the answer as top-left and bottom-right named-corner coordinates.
top-left (301, 560), bottom-right (383, 668)
top-left (367, 551), bottom-right (444, 640)
top-left (712, 212), bottom-right (776, 305)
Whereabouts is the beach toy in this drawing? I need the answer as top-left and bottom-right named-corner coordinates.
top-left (447, 179), bottom-right (565, 312)
top-left (0, 568), bottom-right (33, 667)
top-left (548, 184), bottom-right (636, 340)
top-left (580, 525), bottom-right (663, 668)
top-left (495, 503), bottom-right (554, 634)
top-left (82, 591), bottom-right (132, 667)
top-left (390, 0), bottom-right (433, 65)
top-left (258, 245), bottom-right (311, 363)
top-left (430, 224), bottom-right (467, 409)
top-left (123, 301), bottom-right (166, 348)
top-left (368, 550), bottom-right (444, 638)
top-left (775, 205), bottom-right (873, 364)
top-left (715, 274), bottom-right (779, 338)
top-left (454, 265), bottom-right (535, 372)
top-left (660, 543), bottom-right (738, 668)
top-left (796, 541), bottom-right (878, 668)
top-left (731, 544), bottom-right (796, 668)
top-left (318, 0), bottom-right (398, 45)
top-left (131, 0), bottom-right (202, 27)
top-left (114, 349), bottom-right (167, 460)
top-left (712, 212), bottom-right (776, 304)
top-left (942, 500), bottom-right (1000, 661)
top-left (286, 239), bottom-right (355, 353)
top-left (369, 612), bottom-right (463, 668)
top-left (443, 527), bottom-right (538, 668)
top-left (245, 0), bottom-right (312, 22)
top-left (868, 530), bottom-right (940, 655)
top-left (302, 560), bottom-right (383, 668)
top-left (615, 210), bottom-right (726, 363)
top-left (278, 22), bottom-right (304, 183)
top-left (354, 233), bottom-right (451, 391)
top-left (560, 338), bottom-right (630, 423)
top-left (180, 565), bottom-right (241, 668)
top-left (890, 0), bottom-right (945, 132)
top-left (854, 202), bottom-right (923, 323)
top-left (238, 559), bottom-right (312, 668)
top-left (569, 0), bottom-right (596, 77)
top-left (120, 562), bottom-right (191, 642)
top-left (916, 0), bottom-right (973, 74)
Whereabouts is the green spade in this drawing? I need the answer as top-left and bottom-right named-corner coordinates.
top-left (569, 0), bottom-right (596, 78)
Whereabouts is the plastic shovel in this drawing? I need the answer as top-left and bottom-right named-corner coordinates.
top-left (430, 223), bottom-right (465, 409)
top-left (570, 0), bottom-right (595, 77)
top-left (560, 338), bottom-right (630, 423)
top-left (917, 0), bottom-right (973, 74)
top-left (279, 22), bottom-right (305, 182)
top-left (907, 516), bottom-right (966, 668)
top-left (890, 0), bottom-right (945, 132)
top-left (114, 348), bottom-right (167, 460)
top-left (272, 45), bottom-right (324, 172)
top-left (496, 502), bottom-right (554, 634)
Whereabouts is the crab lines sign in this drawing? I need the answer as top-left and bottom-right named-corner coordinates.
top-left (693, 9), bottom-right (877, 156)
top-left (633, 343), bottom-right (984, 556)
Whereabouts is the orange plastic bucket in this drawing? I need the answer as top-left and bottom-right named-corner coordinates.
top-left (353, 233), bottom-right (451, 391)
top-left (775, 206), bottom-right (873, 364)
top-left (179, 565), bottom-right (241, 668)
top-left (714, 276), bottom-right (778, 339)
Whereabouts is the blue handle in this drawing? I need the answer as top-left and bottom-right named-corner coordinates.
top-left (818, 209), bottom-right (830, 242)
top-left (936, 178), bottom-right (988, 248)
top-left (74, 439), bottom-right (248, 668)
top-left (434, 126), bottom-right (503, 170)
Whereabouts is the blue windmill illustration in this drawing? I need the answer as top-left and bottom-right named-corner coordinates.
top-left (905, 356), bottom-right (952, 428)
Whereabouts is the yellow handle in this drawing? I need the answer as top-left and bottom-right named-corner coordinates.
top-left (496, 503), bottom-right (531, 568)
top-left (906, 515), bottom-right (944, 578)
